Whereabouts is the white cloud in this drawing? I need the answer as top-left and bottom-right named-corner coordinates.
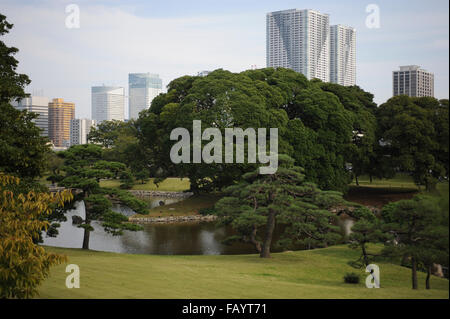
top-left (2, 3), bottom-right (265, 118)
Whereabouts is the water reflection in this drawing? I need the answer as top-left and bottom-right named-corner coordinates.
top-left (42, 200), bottom-right (354, 255)
top-left (42, 201), bottom-right (254, 255)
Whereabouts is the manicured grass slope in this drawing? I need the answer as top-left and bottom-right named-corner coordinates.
top-left (38, 245), bottom-right (449, 299)
top-left (100, 178), bottom-right (190, 192)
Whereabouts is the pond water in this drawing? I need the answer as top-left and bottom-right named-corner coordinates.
top-left (42, 199), bottom-right (354, 255)
top-left (42, 200), bottom-right (255, 255)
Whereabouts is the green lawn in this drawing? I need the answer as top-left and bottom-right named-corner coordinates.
top-left (100, 177), bottom-right (190, 192)
top-left (37, 245), bottom-right (449, 299)
top-left (351, 174), bottom-right (419, 190)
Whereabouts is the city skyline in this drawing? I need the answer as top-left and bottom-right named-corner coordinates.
top-left (1, 0), bottom-right (448, 119)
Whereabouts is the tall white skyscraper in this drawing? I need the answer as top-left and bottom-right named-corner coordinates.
top-left (393, 65), bottom-right (434, 97)
top-left (266, 9), bottom-right (330, 82)
top-left (11, 96), bottom-right (49, 136)
top-left (330, 25), bottom-right (356, 86)
top-left (91, 86), bottom-right (125, 123)
top-left (128, 73), bottom-right (162, 120)
top-left (70, 118), bottom-right (95, 146)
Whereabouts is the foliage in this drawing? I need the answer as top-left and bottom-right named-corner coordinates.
top-left (215, 155), bottom-right (345, 258)
top-left (57, 144), bottom-right (146, 248)
top-left (347, 208), bottom-right (390, 268)
top-left (343, 272), bottom-right (360, 284)
top-left (381, 194), bottom-right (449, 289)
top-left (135, 68), bottom-right (378, 192)
top-left (376, 96), bottom-right (449, 190)
top-left (119, 170), bottom-right (134, 189)
top-left (198, 207), bottom-right (217, 216)
top-left (87, 120), bottom-right (127, 148)
top-left (0, 14), bottom-right (50, 179)
top-left (0, 174), bottom-right (73, 298)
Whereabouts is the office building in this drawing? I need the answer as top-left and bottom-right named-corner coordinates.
top-left (197, 71), bottom-right (211, 77)
top-left (330, 25), bottom-right (356, 86)
top-left (91, 86), bottom-right (125, 123)
top-left (70, 118), bottom-right (95, 146)
top-left (48, 98), bottom-right (75, 147)
top-left (266, 9), bottom-right (330, 82)
top-left (11, 96), bottom-right (49, 136)
top-left (128, 73), bottom-right (162, 120)
top-left (393, 65), bottom-right (434, 97)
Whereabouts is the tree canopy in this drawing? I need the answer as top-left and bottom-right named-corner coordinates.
top-left (376, 95), bottom-right (449, 190)
top-left (135, 68), bottom-right (379, 192)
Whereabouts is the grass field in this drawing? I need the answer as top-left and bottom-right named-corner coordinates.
top-left (100, 177), bottom-right (190, 192)
top-left (351, 174), bottom-right (419, 190)
top-left (37, 245), bottom-right (448, 299)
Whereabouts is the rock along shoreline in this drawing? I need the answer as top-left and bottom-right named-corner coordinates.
top-left (127, 190), bottom-right (217, 224)
top-left (128, 190), bottom-right (194, 198)
top-left (128, 214), bottom-right (217, 224)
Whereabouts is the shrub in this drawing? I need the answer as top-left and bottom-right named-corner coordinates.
top-left (199, 207), bottom-right (216, 216)
top-left (344, 272), bottom-right (360, 284)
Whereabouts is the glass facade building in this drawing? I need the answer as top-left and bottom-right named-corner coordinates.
top-left (91, 86), bottom-right (125, 123)
top-left (11, 96), bottom-right (50, 136)
top-left (128, 73), bottom-right (162, 119)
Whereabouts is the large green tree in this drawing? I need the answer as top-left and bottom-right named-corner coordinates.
top-left (0, 14), bottom-right (50, 179)
top-left (57, 144), bottom-right (146, 249)
top-left (381, 195), bottom-right (449, 289)
top-left (215, 155), bottom-right (345, 258)
top-left (135, 68), bottom-right (377, 192)
top-left (376, 95), bottom-right (449, 190)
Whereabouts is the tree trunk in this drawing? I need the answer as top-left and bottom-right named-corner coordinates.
top-left (355, 175), bottom-right (359, 186)
top-left (411, 257), bottom-right (418, 289)
top-left (425, 181), bottom-right (436, 192)
top-left (426, 265), bottom-right (431, 290)
top-left (82, 223), bottom-right (91, 250)
top-left (361, 243), bottom-right (369, 266)
top-left (260, 210), bottom-right (276, 258)
top-left (249, 225), bottom-right (262, 253)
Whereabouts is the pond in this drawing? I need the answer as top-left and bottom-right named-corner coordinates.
top-left (42, 200), bottom-right (256, 255)
top-left (42, 198), bottom-right (354, 255)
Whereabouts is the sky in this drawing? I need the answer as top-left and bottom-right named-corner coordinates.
top-left (1, 0), bottom-right (448, 119)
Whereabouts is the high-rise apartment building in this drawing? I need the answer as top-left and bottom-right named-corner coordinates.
top-left (330, 25), bottom-right (356, 86)
top-left (128, 73), bottom-right (162, 120)
top-left (70, 118), bottom-right (95, 146)
top-left (393, 65), bottom-right (434, 97)
top-left (266, 9), bottom-right (330, 82)
top-left (91, 86), bottom-right (125, 123)
top-left (11, 96), bottom-right (50, 136)
top-left (48, 98), bottom-right (75, 147)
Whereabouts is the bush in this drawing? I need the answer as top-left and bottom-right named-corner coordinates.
top-left (344, 272), bottom-right (360, 284)
top-left (199, 207), bottom-right (216, 216)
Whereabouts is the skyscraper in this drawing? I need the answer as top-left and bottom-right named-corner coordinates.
top-left (48, 98), bottom-right (75, 147)
top-left (70, 118), bottom-right (96, 146)
top-left (330, 25), bottom-right (356, 86)
top-left (266, 9), bottom-right (330, 82)
top-left (128, 73), bottom-right (162, 120)
top-left (11, 96), bottom-right (49, 136)
top-left (91, 86), bottom-right (125, 123)
top-left (393, 65), bottom-right (434, 97)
